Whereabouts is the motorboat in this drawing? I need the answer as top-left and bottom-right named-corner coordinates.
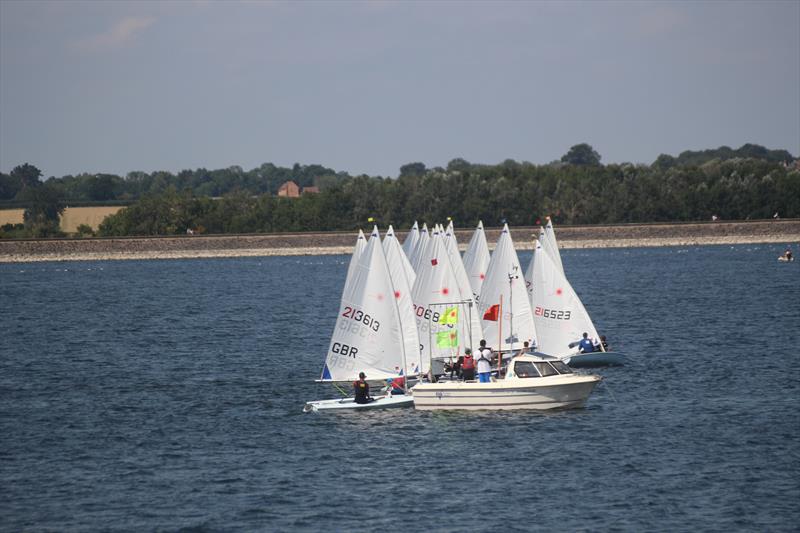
top-left (411, 354), bottom-right (601, 411)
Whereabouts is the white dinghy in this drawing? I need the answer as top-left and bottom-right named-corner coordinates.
top-left (402, 221), bottom-right (419, 263)
top-left (409, 223), bottom-right (430, 273)
top-left (527, 239), bottom-right (625, 368)
top-left (461, 220), bottom-right (491, 303)
top-left (382, 225), bottom-right (420, 375)
top-left (412, 353), bottom-right (600, 411)
top-left (542, 217), bottom-right (565, 275)
top-left (478, 223), bottom-right (537, 353)
top-left (305, 227), bottom-right (415, 412)
top-left (411, 225), bottom-right (482, 378)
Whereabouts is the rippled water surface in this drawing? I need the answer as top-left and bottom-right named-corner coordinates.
top-left (2, 244), bottom-right (799, 531)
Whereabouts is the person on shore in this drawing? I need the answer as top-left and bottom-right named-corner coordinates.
top-left (477, 340), bottom-right (492, 383)
top-left (578, 332), bottom-right (595, 354)
top-left (353, 372), bottom-right (373, 404)
top-left (461, 348), bottom-right (476, 381)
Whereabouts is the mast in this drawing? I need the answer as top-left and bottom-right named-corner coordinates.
top-left (497, 294), bottom-right (503, 372)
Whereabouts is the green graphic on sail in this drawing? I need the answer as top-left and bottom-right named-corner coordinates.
top-left (436, 329), bottom-right (459, 348)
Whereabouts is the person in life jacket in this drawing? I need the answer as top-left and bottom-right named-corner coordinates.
top-left (353, 372), bottom-right (373, 404)
top-left (578, 332), bottom-right (595, 353)
top-left (461, 348), bottom-right (476, 381)
top-left (384, 377), bottom-right (406, 395)
top-left (599, 335), bottom-right (609, 351)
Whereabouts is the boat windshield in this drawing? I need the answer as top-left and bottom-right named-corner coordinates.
top-left (550, 361), bottom-right (573, 374)
top-left (534, 362), bottom-right (559, 377)
top-left (513, 361), bottom-right (540, 378)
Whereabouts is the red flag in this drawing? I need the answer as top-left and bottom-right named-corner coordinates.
top-left (483, 304), bottom-right (500, 321)
top-left (431, 258), bottom-right (438, 266)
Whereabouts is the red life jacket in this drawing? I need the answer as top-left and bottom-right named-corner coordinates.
top-left (390, 377), bottom-right (405, 391)
top-left (462, 354), bottom-right (475, 370)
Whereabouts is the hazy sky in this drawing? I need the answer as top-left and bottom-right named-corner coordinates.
top-left (1, 0), bottom-right (798, 178)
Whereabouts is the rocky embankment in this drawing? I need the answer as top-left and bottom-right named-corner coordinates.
top-left (1, 220), bottom-right (798, 263)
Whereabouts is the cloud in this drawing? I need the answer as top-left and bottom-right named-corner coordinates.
top-left (77, 16), bottom-right (155, 52)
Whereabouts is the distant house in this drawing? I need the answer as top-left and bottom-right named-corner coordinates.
top-left (302, 186), bottom-right (320, 194)
top-left (277, 181), bottom-right (300, 198)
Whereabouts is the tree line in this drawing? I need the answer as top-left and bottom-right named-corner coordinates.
top-left (1, 143), bottom-right (797, 238)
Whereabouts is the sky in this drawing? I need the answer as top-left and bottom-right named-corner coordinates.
top-left (1, 0), bottom-right (798, 179)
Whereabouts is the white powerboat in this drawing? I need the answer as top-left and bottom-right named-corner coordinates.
top-left (411, 354), bottom-right (600, 411)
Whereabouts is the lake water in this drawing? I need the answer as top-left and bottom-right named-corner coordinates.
top-left (1, 243), bottom-right (798, 532)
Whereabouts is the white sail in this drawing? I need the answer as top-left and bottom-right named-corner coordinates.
top-left (462, 220), bottom-right (491, 303)
top-left (411, 227), bottom-right (479, 374)
top-left (343, 229), bottom-right (367, 294)
top-left (321, 227), bottom-right (408, 382)
top-left (410, 223), bottom-right (430, 273)
top-left (402, 221), bottom-right (419, 262)
top-left (383, 225), bottom-right (421, 374)
top-left (543, 217), bottom-right (565, 275)
top-left (478, 223), bottom-right (537, 351)
top-left (384, 225), bottom-right (416, 288)
top-left (443, 223), bottom-right (483, 347)
top-left (529, 239), bottom-right (600, 358)
top-left (523, 236), bottom-right (540, 309)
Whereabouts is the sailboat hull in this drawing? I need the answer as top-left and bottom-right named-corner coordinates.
top-left (303, 395), bottom-right (414, 412)
top-left (564, 351), bottom-right (626, 368)
top-left (411, 375), bottom-right (600, 411)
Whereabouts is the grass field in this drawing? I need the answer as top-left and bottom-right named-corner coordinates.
top-left (0, 206), bottom-right (123, 233)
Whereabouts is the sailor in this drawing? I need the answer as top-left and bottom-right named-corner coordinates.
top-left (784, 249), bottom-right (793, 261)
top-left (578, 332), bottom-right (595, 353)
top-left (477, 340), bottom-right (492, 383)
top-left (599, 335), bottom-right (609, 351)
top-left (384, 377), bottom-right (405, 396)
top-left (461, 348), bottom-right (476, 381)
top-left (522, 340), bottom-right (534, 355)
top-left (353, 372), bottom-right (372, 404)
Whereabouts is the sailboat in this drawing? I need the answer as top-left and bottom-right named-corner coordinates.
top-left (410, 225), bottom-right (481, 377)
top-left (410, 223), bottom-right (430, 273)
top-left (462, 221), bottom-right (491, 303)
top-left (443, 222), bottom-right (483, 350)
top-left (478, 224), bottom-right (537, 353)
top-left (542, 217), bottom-right (565, 274)
top-left (527, 239), bottom-right (625, 368)
top-left (304, 227), bottom-right (415, 411)
top-left (402, 221), bottom-right (419, 263)
top-left (382, 225), bottom-right (420, 375)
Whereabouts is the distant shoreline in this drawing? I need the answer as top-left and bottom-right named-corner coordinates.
top-left (1, 220), bottom-right (798, 263)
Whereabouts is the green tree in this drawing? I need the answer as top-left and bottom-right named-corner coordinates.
top-left (399, 162), bottom-right (427, 177)
top-left (10, 163), bottom-right (43, 193)
top-left (0, 172), bottom-right (20, 200)
top-left (561, 144), bottom-right (602, 166)
top-left (20, 183), bottom-right (65, 236)
top-left (75, 224), bottom-right (95, 237)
